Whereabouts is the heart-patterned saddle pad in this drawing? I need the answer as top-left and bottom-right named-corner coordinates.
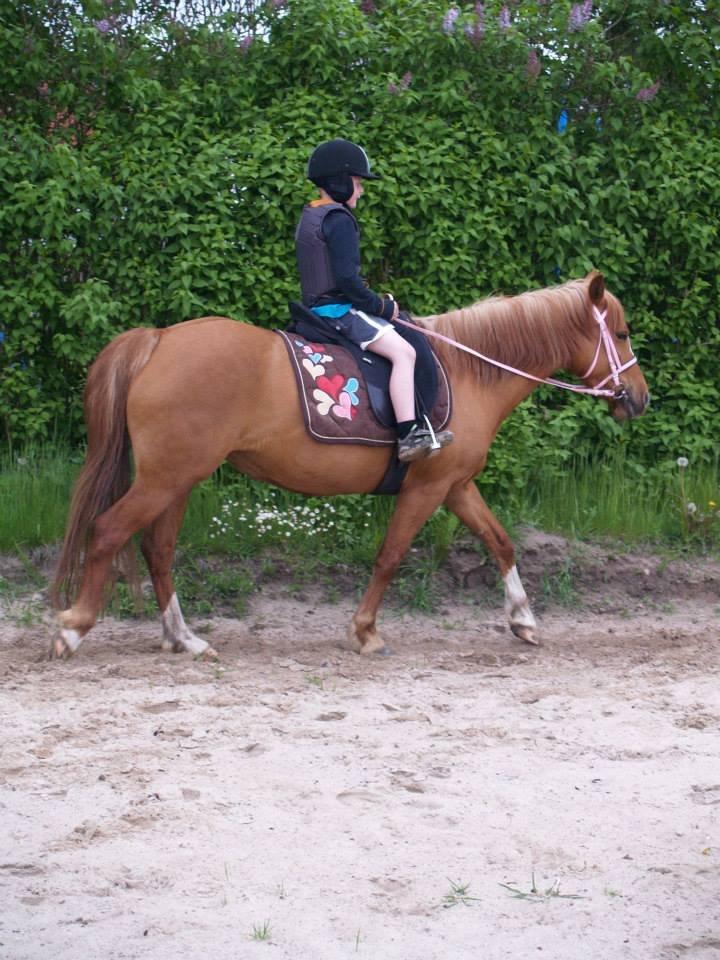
top-left (278, 331), bottom-right (452, 446)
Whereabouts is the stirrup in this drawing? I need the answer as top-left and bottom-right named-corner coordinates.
top-left (397, 423), bottom-right (453, 463)
top-left (421, 414), bottom-right (442, 451)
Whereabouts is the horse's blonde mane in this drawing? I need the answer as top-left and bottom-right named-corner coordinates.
top-left (416, 278), bottom-right (623, 384)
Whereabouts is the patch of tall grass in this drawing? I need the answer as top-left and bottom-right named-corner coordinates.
top-left (0, 445), bottom-right (82, 551)
top-left (1, 445), bottom-right (717, 557)
top-left (520, 450), bottom-right (719, 550)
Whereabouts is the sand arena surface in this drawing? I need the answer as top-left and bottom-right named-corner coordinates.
top-left (1, 537), bottom-right (719, 959)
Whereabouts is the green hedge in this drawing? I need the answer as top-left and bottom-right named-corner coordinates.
top-left (1, 0), bottom-right (718, 483)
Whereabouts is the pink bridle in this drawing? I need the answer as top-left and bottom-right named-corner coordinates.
top-left (396, 305), bottom-right (637, 399)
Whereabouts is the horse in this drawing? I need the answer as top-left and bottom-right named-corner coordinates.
top-left (50, 272), bottom-right (649, 660)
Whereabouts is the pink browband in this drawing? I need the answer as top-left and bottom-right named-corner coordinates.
top-left (395, 305), bottom-right (637, 399)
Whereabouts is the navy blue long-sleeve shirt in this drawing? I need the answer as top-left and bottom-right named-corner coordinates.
top-left (321, 209), bottom-right (395, 321)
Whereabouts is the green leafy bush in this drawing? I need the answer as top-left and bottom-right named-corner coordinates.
top-left (1, 0), bottom-right (718, 481)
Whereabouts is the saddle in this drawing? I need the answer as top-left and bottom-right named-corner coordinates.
top-left (278, 302), bottom-right (452, 495)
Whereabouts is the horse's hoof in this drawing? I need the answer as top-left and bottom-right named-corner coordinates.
top-left (347, 622), bottom-right (386, 656)
top-left (358, 637), bottom-right (386, 656)
top-left (511, 624), bottom-right (539, 645)
top-left (48, 636), bottom-right (73, 661)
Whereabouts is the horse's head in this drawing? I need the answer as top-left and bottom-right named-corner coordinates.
top-left (574, 272), bottom-right (649, 420)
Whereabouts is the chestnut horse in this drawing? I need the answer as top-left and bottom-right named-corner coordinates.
top-left (51, 272), bottom-right (649, 660)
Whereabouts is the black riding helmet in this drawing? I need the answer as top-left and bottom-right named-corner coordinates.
top-left (307, 138), bottom-right (380, 203)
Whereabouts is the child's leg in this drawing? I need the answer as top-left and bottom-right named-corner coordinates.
top-left (366, 329), bottom-right (416, 423)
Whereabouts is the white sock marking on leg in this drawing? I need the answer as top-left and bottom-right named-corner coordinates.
top-left (503, 565), bottom-right (536, 628)
top-left (60, 628), bottom-right (83, 653)
top-left (161, 593), bottom-right (208, 656)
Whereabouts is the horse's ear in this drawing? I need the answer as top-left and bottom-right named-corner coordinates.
top-left (588, 270), bottom-right (605, 305)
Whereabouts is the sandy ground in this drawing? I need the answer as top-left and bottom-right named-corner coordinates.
top-left (1, 537), bottom-right (720, 960)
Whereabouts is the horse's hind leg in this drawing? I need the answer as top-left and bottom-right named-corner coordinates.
top-left (53, 481), bottom-right (179, 659)
top-left (140, 495), bottom-right (216, 659)
top-left (444, 481), bottom-right (538, 645)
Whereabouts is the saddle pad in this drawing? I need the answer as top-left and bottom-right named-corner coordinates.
top-left (278, 331), bottom-right (452, 446)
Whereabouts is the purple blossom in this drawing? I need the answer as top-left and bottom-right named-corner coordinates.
top-left (464, 2), bottom-right (485, 45)
top-left (526, 49), bottom-right (541, 78)
top-left (360, 0), bottom-right (376, 13)
top-left (498, 5), bottom-right (511, 31)
top-left (442, 6), bottom-right (460, 35)
top-left (389, 72), bottom-right (413, 95)
top-left (94, 19), bottom-right (112, 33)
top-left (568, 1), bottom-right (593, 32)
top-left (636, 81), bottom-right (660, 102)
top-left (239, 35), bottom-right (253, 53)
top-left (272, 0), bottom-right (287, 8)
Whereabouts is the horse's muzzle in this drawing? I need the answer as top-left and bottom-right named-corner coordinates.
top-left (611, 385), bottom-right (650, 420)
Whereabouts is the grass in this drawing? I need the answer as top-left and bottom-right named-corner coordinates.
top-left (0, 444), bottom-right (83, 550)
top-left (1, 445), bottom-right (717, 611)
top-left (499, 870), bottom-right (588, 902)
top-left (250, 920), bottom-right (272, 942)
top-left (442, 879), bottom-right (480, 908)
top-left (523, 451), bottom-right (719, 546)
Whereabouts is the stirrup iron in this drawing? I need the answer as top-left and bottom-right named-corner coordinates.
top-left (422, 414), bottom-right (441, 451)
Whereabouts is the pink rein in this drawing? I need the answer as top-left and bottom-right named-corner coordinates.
top-left (396, 305), bottom-right (637, 399)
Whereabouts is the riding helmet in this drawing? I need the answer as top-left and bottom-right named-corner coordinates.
top-left (307, 139), bottom-right (377, 201)
top-left (307, 138), bottom-right (381, 184)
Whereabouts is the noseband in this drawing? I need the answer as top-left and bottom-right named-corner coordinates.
top-left (395, 304), bottom-right (637, 400)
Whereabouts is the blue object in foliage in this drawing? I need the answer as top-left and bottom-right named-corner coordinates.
top-left (556, 110), bottom-right (568, 133)
top-left (0, 330), bottom-right (5, 344)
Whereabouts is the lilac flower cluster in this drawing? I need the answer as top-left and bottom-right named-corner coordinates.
top-left (464, 2), bottom-right (485, 45)
top-left (94, 19), bottom-right (112, 34)
top-left (526, 48), bottom-right (541, 78)
top-left (568, 1), bottom-right (593, 32)
top-left (498, 5), bottom-right (511, 31)
top-left (360, 0), bottom-right (376, 13)
top-left (388, 72), bottom-right (413, 95)
top-left (636, 81), bottom-right (660, 102)
top-left (443, 6), bottom-right (460, 35)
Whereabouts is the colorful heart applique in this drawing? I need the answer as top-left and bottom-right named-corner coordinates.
top-left (333, 391), bottom-right (355, 420)
top-left (312, 388), bottom-right (334, 416)
top-left (343, 377), bottom-right (360, 406)
top-left (302, 358), bottom-right (325, 379)
top-left (316, 374), bottom-right (345, 402)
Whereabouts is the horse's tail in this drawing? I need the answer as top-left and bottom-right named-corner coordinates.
top-left (52, 327), bottom-right (161, 608)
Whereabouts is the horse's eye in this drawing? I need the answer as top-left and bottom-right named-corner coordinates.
top-left (617, 331), bottom-right (629, 341)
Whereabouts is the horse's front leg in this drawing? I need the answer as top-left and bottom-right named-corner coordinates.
top-left (351, 482), bottom-right (450, 655)
top-left (444, 481), bottom-right (538, 644)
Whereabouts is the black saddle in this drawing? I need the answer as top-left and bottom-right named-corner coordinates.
top-left (287, 301), bottom-right (439, 429)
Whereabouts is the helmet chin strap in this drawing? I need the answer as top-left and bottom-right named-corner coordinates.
top-left (318, 173), bottom-right (354, 203)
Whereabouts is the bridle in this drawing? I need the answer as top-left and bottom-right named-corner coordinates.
top-left (579, 306), bottom-right (638, 398)
top-left (395, 304), bottom-right (638, 400)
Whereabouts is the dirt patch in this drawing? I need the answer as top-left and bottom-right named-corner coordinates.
top-left (1, 534), bottom-right (719, 959)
